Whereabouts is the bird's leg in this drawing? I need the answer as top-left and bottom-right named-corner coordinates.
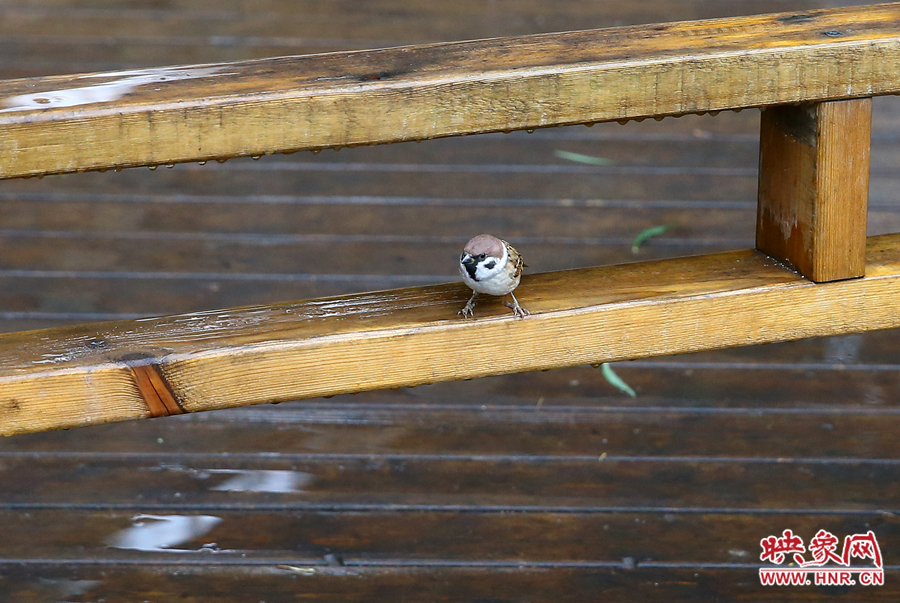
top-left (504, 292), bottom-right (529, 318)
top-left (458, 291), bottom-right (478, 318)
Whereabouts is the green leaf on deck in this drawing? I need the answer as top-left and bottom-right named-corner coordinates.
top-left (553, 150), bottom-right (614, 165)
top-left (600, 363), bottom-right (637, 398)
top-left (632, 223), bottom-right (677, 253)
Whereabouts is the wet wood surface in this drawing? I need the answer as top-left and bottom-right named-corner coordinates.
top-left (3, 0), bottom-right (900, 601)
top-left (757, 99), bottom-right (871, 281)
top-left (7, 235), bottom-right (900, 436)
top-left (5, 3), bottom-right (900, 178)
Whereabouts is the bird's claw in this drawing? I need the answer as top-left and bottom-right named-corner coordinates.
top-left (504, 301), bottom-right (529, 318)
top-left (505, 293), bottom-right (529, 319)
top-left (458, 305), bottom-right (475, 318)
top-left (458, 293), bottom-right (477, 318)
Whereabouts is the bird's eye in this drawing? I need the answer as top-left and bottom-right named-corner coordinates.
top-left (479, 253), bottom-right (486, 260)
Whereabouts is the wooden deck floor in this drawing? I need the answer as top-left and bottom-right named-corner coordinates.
top-left (2, 0), bottom-right (900, 601)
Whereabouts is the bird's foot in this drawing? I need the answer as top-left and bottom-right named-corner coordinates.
top-left (505, 293), bottom-right (529, 318)
top-left (458, 293), bottom-right (477, 318)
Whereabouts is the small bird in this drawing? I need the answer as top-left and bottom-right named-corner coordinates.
top-left (458, 234), bottom-right (529, 318)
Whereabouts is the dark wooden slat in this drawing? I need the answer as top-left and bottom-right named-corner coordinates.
top-left (0, 456), bottom-right (897, 509)
top-left (0, 237), bottom-right (740, 276)
top-left (3, 566), bottom-right (897, 603)
top-left (0, 276), bottom-right (408, 316)
top-left (0, 403), bottom-right (898, 457)
top-left (0, 198), bottom-right (757, 241)
top-left (0, 509), bottom-right (894, 564)
top-left (0, 0), bottom-right (859, 45)
top-left (417, 363), bottom-right (900, 408)
top-left (4, 4), bottom-right (900, 177)
top-left (1, 162), bottom-right (759, 202)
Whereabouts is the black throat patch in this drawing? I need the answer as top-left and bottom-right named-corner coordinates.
top-left (464, 259), bottom-right (479, 281)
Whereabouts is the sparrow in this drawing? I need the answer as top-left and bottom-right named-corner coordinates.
top-left (458, 234), bottom-right (529, 318)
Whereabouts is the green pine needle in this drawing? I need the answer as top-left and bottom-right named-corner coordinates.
top-left (600, 363), bottom-right (637, 398)
top-left (553, 150), bottom-right (614, 166)
top-left (632, 223), bottom-right (677, 253)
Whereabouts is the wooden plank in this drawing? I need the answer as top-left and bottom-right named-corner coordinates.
top-left (0, 162), bottom-right (758, 203)
top-left (0, 236), bottom-right (739, 276)
top-left (6, 233), bottom-right (900, 436)
top-left (3, 404), bottom-right (900, 457)
top-left (0, 0), bottom-right (856, 47)
top-left (0, 455), bottom-right (899, 509)
top-left (3, 566), bottom-right (897, 603)
top-left (757, 99), bottom-right (872, 281)
top-left (4, 3), bottom-right (900, 178)
top-left (0, 197), bottom-right (759, 241)
top-left (0, 509), bottom-right (894, 564)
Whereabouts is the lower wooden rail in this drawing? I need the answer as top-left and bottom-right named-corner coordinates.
top-left (4, 233), bottom-right (900, 437)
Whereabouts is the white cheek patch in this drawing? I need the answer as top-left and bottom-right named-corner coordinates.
top-left (474, 261), bottom-right (503, 280)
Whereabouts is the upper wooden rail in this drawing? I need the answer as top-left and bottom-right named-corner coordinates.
top-left (3, 3), bottom-right (900, 178)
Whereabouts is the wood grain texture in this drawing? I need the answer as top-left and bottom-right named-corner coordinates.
top-left (4, 566), bottom-right (897, 603)
top-left (4, 3), bottom-right (900, 178)
top-left (0, 509), bottom-right (895, 563)
top-left (5, 233), bottom-right (900, 437)
top-left (757, 99), bottom-right (872, 281)
top-left (1, 455), bottom-right (898, 509)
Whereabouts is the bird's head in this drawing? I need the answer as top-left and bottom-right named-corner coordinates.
top-left (460, 234), bottom-right (507, 281)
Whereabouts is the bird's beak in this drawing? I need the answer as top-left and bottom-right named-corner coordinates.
top-left (461, 254), bottom-right (474, 265)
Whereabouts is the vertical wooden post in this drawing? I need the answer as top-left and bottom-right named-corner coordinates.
top-left (757, 98), bottom-right (871, 282)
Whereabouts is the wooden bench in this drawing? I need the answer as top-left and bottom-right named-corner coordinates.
top-left (1, 2), bottom-right (899, 436)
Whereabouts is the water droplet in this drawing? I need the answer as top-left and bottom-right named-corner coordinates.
top-left (653, 116), bottom-right (665, 121)
top-left (166, 164), bottom-right (174, 169)
top-left (332, 146), bottom-right (342, 151)
top-left (149, 165), bottom-right (158, 170)
top-left (310, 150), bottom-right (321, 155)
top-left (98, 168), bottom-right (108, 173)
top-left (584, 122), bottom-right (595, 127)
top-left (617, 119), bottom-right (629, 125)
top-left (251, 155), bottom-right (261, 160)
top-left (115, 166), bottom-right (123, 172)
top-left (36, 174), bottom-right (44, 179)
top-left (526, 128), bottom-right (535, 134)
top-left (198, 161), bottom-right (207, 166)
top-left (634, 117), bottom-right (645, 123)
top-left (709, 110), bottom-right (720, 116)
top-left (216, 159), bottom-right (227, 164)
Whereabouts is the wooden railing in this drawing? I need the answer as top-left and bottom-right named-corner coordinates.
top-left (2, 3), bottom-right (900, 436)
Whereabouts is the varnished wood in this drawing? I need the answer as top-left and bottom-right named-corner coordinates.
top-left (757, 99), bottom-right (872, 281)
top-left (6, 234), bottom-right (900, 436)
top-left (4, 3), bottom-right (900, 178)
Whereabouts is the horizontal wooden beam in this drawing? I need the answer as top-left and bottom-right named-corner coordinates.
top-left (3, 3), bottom-right (900, 178)
top-left (4, 233), bottom-right (900, 437)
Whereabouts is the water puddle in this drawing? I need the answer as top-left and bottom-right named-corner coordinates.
top-left (106, 514), bottom-right (222, 553)
top-left (209, 469), bottom-right (314, 493)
